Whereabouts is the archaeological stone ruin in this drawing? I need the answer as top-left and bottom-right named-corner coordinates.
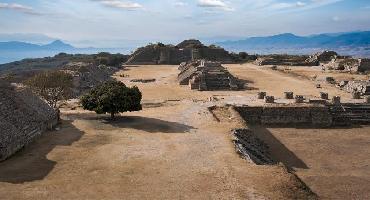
top-left (125, 40), bottom-right (236, 65)
top-left (0, 81), bottom-right (58, 161)
top-left (323, 58), bottom-right (370, 72)
top-left (340, 80), bottom-right (370, 96)
top-left (178, 60), bottom-right (243, 91)
top-left (254, 54), bottom-right (318, 66)
top-left (62, 62), bottom-right (119, 97)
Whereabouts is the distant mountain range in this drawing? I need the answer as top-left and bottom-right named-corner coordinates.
top-left (1, 31), bottom-right (370, 64)
top-left (0, 40), bottom-right (129, 64)
top-left (0, 40), bottom-right (74, 51)
top-left (216, 31), bottom-right (370, 57)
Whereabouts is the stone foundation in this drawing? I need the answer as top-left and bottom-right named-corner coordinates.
top-left (233, 105), bottom-right (332, 127)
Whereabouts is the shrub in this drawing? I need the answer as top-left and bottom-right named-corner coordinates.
top-left (80, 80), bottom-right (142, 119)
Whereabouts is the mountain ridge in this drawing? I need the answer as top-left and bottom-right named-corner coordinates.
top-left (0, 40), bottom-right (75, 51)
top-left (216, 31), bottom-right (370, 50)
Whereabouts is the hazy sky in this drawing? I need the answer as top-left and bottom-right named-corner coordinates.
top-left (1, 0), bottom-right (370, 47)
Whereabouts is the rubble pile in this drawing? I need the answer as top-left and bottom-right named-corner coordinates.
top-left (343, 81), bottom-right (370, 95)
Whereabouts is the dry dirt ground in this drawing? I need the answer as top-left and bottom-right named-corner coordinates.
top-left (0, 63), bottom-right (369, 199)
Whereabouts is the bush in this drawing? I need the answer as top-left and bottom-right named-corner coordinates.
top-left (80, 80), bottom-right (142, 119)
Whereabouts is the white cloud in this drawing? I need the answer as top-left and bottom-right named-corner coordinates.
top-left (332, 16), bottom-right (340, 21)
top-left (261, 0), bottom-right (342, 12)
top-left (197, 0), bottom-right (234, 11)
top-left (0, 3), bottom-right (40, 15)
top-left (91, 0), bottom-right (143, 10)
top-left (174, 1), bottom-right (188, 7)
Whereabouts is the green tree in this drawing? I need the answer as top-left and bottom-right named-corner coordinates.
top-left (25, 71), bottom-right (73, 108)
top-left (80, 80), bottom-right (142, 119)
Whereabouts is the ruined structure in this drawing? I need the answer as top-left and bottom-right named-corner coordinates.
top-left (0, 81), bottom-right (58, 161)
top-left (125, 40), bottom-right (236, 65)
top-left (323, 58), bottom-right (370, 72)
top-left (307, 51), bottom-right (338, 63)
top-left (61, 62), bottom-right (119, 96)
top-left (254, 54), bottom-right (318, 66)
top-left (178, 60), bottom-right (243, 91)
top-left (233, 105), bottom-right (333, 127)
top-left (232, 129), bottom-right (275, 165)
top-left (343, 81), bottom-right (370, 95)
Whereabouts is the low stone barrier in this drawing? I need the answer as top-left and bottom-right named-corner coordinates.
top-left (234, 104), bottom-right (332, 127)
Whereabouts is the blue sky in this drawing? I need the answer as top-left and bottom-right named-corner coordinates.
top-left (0, 0), bottom-right (370, 47)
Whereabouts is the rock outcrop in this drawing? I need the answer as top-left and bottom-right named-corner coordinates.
top-left (0, 81), bottom-right (58, 161)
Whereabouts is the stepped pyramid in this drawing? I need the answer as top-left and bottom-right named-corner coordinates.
top-left (178, 60), bottom-right (243, 91)
top-left (125, 40), bottom-right (236, 65)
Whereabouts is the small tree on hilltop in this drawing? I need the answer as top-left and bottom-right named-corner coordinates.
top-left (25, 71), bottom-right (73, 108)
top-left (80, 80), bottom-right (142, 119)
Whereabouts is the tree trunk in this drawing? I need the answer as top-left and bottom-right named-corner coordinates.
top-left (110, 112), bottom-right (115, 120)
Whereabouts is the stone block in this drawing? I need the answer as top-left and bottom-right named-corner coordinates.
top-left (284, 92), bottom-right (294, 99)
top-left (320, 92), bottom-right (329, 100)
top-left (264, 96), bottom-right (275, 103)
top-left (365, 96), bottom-right (370, 103)
top-left (352, 92), bottom-right (361, 99)
top-left (332, 96), bottom-right (341, 105)
top-left (257, 92), bottom-right (267, 99)
top-left (295, 95), bottom-right (304, 103)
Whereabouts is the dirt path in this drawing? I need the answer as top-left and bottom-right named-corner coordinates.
top-left (0, 64), bottom-right (318, 199)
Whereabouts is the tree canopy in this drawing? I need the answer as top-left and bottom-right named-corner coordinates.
top-left (24, 71), bottom-right (73, 108)
top-left (80, 80), bottom-right (142, 119)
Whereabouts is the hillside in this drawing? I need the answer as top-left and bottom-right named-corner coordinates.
top-left (0, 52), bottom-right (129, 83)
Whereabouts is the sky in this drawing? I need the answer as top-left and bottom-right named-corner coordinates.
top-left (0, 0), bottom-right (370, 47)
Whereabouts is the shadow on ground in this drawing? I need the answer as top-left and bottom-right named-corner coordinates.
top-left (0, 120), bottom-right (84, 184)
top-left (248, 125), bottom-right (309, 170)
top-left (106, 116), bottom-right (195, 133)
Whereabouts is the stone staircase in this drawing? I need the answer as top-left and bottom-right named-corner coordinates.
top-left (329, 103), bottom-right (370, 125)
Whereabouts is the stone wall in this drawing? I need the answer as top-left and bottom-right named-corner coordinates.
top-left (0, 82), bottom-right (57, 161)
top-left (254, 54), bottom-right (317, 66)
top-left (234, 105), bottom-right (332, 127)
top-left (358, 59), bottom-right (370, 72)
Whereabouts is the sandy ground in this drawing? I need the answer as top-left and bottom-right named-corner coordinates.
top-left (0, 63), bottom-right (368, 199)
